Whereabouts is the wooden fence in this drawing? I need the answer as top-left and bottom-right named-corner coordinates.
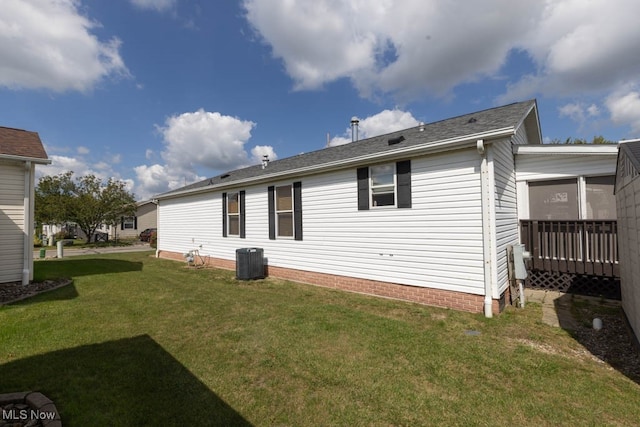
top-left (520, 220), bottom-right (619, 278)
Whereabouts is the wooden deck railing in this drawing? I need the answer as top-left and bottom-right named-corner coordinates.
top-left (520, 220), bottom-right (619, 278)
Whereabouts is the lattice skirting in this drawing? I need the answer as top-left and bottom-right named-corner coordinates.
top-left (525, 269), bottom-right (621, 300)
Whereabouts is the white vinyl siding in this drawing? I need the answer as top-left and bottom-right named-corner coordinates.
top-left (159, 148), bottom-right (487, 295)
top-left (492, 139), bottom-right (519, 295)
top-left (0, 163), bottom-right (25, 283)
top-left (616, 147), bottom-right (640, 342)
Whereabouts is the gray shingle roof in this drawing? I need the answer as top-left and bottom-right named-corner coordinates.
top-left (157, 99), bottom-right (537, 199)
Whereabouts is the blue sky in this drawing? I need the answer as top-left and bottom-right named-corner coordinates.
top-left (2, 0), bottom-right (640, 200)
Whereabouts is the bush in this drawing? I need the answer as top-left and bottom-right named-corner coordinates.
top-left (33, 235), bottom-right (42, 247)
top-left (150, 231), bottom-right (157, 249)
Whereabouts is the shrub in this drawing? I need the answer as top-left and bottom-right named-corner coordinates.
top-left (33, 235), bottom-right (42, 247)
top-left (150, 231), bottom-right (157, 249)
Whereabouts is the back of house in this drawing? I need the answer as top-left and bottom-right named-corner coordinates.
top-left (155, 100), bottom-right (545, 315)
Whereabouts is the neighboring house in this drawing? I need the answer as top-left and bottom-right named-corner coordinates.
top-left (0, 126), bottom-right (50, 284)
top-left (112, 200), bottom-right (157, 240)
top-left (155, 100), bottom-right (544, 316)
top-left (43, 200), bottom-right (158, 242)
top-left (614, 139), bottom-right (640, 344)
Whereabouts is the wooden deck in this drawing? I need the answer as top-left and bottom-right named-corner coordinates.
top-left (520, 220), bottom-right (619, 278)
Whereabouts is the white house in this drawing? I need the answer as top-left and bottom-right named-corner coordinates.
top-left (155, 100), bottom-right (546, 316)
top-left (615, 139), bottom-right (640, 344)
top-left (0, 126), bottom-right (50, 285)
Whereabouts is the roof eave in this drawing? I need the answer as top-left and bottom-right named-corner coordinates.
top-left (0, 153), bottom-right (51, 164)
top-left (157, 127), bottom-right (515, 201)
top-left (513, 144), bottom-right (619, 156)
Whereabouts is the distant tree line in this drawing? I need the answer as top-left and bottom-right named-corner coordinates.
top-left (548, 135), bottom-right (616, 145)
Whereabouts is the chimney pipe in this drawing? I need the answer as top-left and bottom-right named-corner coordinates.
top-left (262, 154), bottom-right (270, 169)
top-left (350, 116), bottom-right (360, 142)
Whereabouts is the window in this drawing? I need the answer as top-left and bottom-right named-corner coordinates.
top-left (222, 191), bottom-right (245, 238)
top-left (276, 185), bottom-right (293, 237)
top-left (586, 176), bottom-right (616, 219)
top-left (121, 216), bottom-right (137, 230)
top-left (357, 160), bottom-right (411, 210)
top-left (370, 164), bottom-right (396, 207)
top-left (528, 179), bottom-right (578, 220)
top-left (227, 192), bottom-right (240, 235)
top-left (268, 182), bottom-right (302, 240)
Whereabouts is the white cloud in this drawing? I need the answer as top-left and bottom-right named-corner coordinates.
top-left (130, 0), bottom-right (176, 12)
top-left (133, 164), bottom-right (203, 199)
top-left (558, 102), bottom-right (600, 124)
top-left (35, 152), bottom-right (134, 196)
top-left (244, 0), bottom-right (640, 133)
top-left (243, 0), bottom-right (537, 98)
top-left (0, 0), bottom-right (129, 93)
top-left (77, 146), bottom-right (90, 155)
top-left (499, 0), bottom-right (640, 101)
top-left (250, 145), bottom-right (278, 163)
top-left (134, 109), bottom-right (277, 199)
top-left (329, 109), bottom-right (419, 147)
top-left (606, 91), bottom-right (640, 134)
top-left (158, 109), bottom-right (257, 171)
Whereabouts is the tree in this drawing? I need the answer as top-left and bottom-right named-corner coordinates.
top-left (548, 135), bottom-right (616, 144)
top-left (35, 172), bottom-right (137, 243)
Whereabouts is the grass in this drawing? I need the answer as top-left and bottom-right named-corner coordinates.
top-left (1, 252), bottom-right (639, 426)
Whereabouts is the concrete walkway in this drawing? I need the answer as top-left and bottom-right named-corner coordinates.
top-left (525, 289), bottom-right (579, 329)
top-left (525, 289), bottom-right (621, 330)
top-left (34, 243), bottom-right (153, 259)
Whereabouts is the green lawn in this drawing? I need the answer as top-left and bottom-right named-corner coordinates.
top-left (1, 253), bottom-right (639, 426)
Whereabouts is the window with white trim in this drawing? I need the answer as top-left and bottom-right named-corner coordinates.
top-left (357, 161), bottom-right (411, 210)
top-left (276, 184), bottom-right (293, 237)
top-left (122, 216), bottom-right (136, 229)
top-left (227, 192), bottom-right (240, 236)
top-left (370, 163), bottom-right (396, 207)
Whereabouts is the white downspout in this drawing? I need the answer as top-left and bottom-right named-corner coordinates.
top-left (22, 161), bottom-right (32, 285)
top-left (478, 140), bottom-right (494, 317)
top-left (153, 199), bottom-right (160, 258)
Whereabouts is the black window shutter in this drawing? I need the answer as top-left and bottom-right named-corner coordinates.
top-left (239, 190), bottom-right (246, 238)
top-left (293, 181), bottom-right (302, 241)
top-left (396, 160), bottom-right (412, 208)
top-left (268, 186), bottom-right (275, 240)
top-left (120, 216), bottom-right (124, 230)
top-left (222, 192), bottom-right (227, 237)
top-left (357, 167), bottom-right (369, 210)
top-left (134, 216), bottom-right (138, 230)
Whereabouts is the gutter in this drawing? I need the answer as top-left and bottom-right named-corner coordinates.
top-left (513, 144), bottom-right (619, 156)
top-left (157, 127), bottom-right (515, 200)
top-left (478, 140), bottom-right (494, 318)
top-left (22, 161), bottom-right (32, 285)
top-left (0, 153), bottom-right (51, 164)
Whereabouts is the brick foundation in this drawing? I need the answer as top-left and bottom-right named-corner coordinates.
top-left (157, 250), bottom-right (504, 315)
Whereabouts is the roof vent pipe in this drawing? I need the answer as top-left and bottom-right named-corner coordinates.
top-left (350, 117), bottom-right (360, 142)
top-left (262, 154), bottom-right (269, 169)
